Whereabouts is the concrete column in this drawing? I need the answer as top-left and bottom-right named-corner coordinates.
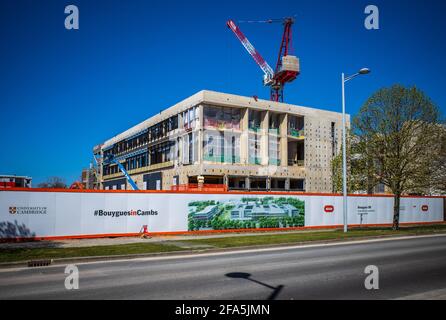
top-left (178, 112), bottom-right (184, 165)
top-left (240, 108), bottom-right (249, 164)
top-left (174, 137), bottom-right (179, 166)
top-left (280, 113), bottom-right (288, 167)
top-left (99, 150), bottom-right (104, 190)
top-left (261, 111), bottom-right (269, 166)
top-left (178, 111), bottom-right (183, 130)
top-left (197, 104), bottom-right (204, 130)
top-left (197, 104), bottom-right (204, 164)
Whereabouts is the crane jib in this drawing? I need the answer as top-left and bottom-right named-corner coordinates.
top-left (227, 20), bottom-right (274, 80)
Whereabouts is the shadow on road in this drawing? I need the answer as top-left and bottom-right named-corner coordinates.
top-left (225, 272), bottom-right (284, 300)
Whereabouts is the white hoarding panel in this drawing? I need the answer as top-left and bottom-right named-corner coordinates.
top-left (0, 191), bottom-right (443, 239)
top-left (399, 197), bottom-right (443, 223)
top-left (81, 193), bottom-right (106, 236)
top-left (55, 192), bottom-right (82, 237)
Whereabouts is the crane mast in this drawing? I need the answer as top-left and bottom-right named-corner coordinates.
top-left (227, 17), bottom-right (300, 102)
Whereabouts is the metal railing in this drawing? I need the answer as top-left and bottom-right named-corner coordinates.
top-left (288, 128), bottom-right (304, 138)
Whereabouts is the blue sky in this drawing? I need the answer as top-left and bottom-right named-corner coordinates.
top-left (0, 0), bottom-right (445, 185)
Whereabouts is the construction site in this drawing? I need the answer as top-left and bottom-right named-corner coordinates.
top-left (2, 14), bottom-right (444, 242)
top-left (3, 2), bottom-right (446, 305)
top-left (95, 90), bottom-right (344, 193)
top-left (89, 18), bottom-right (344, 193)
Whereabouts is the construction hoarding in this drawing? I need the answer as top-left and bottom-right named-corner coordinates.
top-left (0, 190), bottom-right (444, 239)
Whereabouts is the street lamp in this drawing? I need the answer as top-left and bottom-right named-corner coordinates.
top-left (341, 68), bottom-right (371, 233)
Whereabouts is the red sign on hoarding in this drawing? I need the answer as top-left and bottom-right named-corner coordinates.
top-left (421, 205), bottom-right (429, 212)
top-left (324, 205), bottom-right (334, 213)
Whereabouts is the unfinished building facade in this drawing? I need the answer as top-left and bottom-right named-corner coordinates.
top-left (94, 90), bottom-right (349, 193)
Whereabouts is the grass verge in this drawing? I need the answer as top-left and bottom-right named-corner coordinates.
top-left (0, 243), bottom-right (186, 264)
top-left (183, 225), bottom-right (446, 248)
top-left (1, 224), bottom-right (445, 264)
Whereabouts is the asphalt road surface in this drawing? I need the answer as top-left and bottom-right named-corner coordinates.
top-left (1, 235), bottom-right (446, 300)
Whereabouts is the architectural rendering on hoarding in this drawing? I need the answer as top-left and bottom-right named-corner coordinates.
top-left (1, 190), bottom-right (443, 238)
top-left (188, 197), bottom-right (305, 231)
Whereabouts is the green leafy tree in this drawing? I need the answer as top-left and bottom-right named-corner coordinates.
top-left (261, 197), bottom-right (273, 204)
top-left (353, 85), bottom-right (444, 229)
top-left (211, 218), bottom-right (221, 230)
top-left (188, 219), bottom-right (196, 231)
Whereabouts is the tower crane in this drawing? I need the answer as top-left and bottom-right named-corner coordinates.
top-left (227, 17), bottom-right (300, 102)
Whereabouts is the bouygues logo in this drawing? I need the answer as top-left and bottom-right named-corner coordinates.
top-left (94, 209), bottom-right (158, 218)
top-left (421, 205), bottom-right (429, 212)
top-left (324, 205), bottom-right (335, 213)
top-left (9, 207), bottom-right (17, 214)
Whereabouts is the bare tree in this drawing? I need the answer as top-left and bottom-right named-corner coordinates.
top-left (353, 85), bottom-right (444, 229)
top-left (37, 176), bottom-right (67, 189)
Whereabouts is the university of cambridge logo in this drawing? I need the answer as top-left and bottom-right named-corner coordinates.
top-left (7, 206), bottom-right (47, 215)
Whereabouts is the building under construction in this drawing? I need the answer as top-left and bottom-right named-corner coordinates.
top-left (94, 90), bottom-right (348, 192)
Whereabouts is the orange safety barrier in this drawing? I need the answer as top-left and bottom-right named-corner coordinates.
top-left (171, 183), bottom-right (228, 192)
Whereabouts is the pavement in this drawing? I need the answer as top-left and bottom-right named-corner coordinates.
top-left (0, 234), bottom-right (446, 299)
top-left (0, 229), bottom-right (334, 249)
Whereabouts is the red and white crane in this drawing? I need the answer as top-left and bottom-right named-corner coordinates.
top-left (227, 17), bottom-right (300, 102)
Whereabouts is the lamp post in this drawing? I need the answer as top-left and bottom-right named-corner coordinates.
top-left (341, 68), bottom-right (370, 233)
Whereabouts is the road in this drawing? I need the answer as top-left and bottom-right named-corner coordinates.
top-left (1, 235), bottom-right (446, 300)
